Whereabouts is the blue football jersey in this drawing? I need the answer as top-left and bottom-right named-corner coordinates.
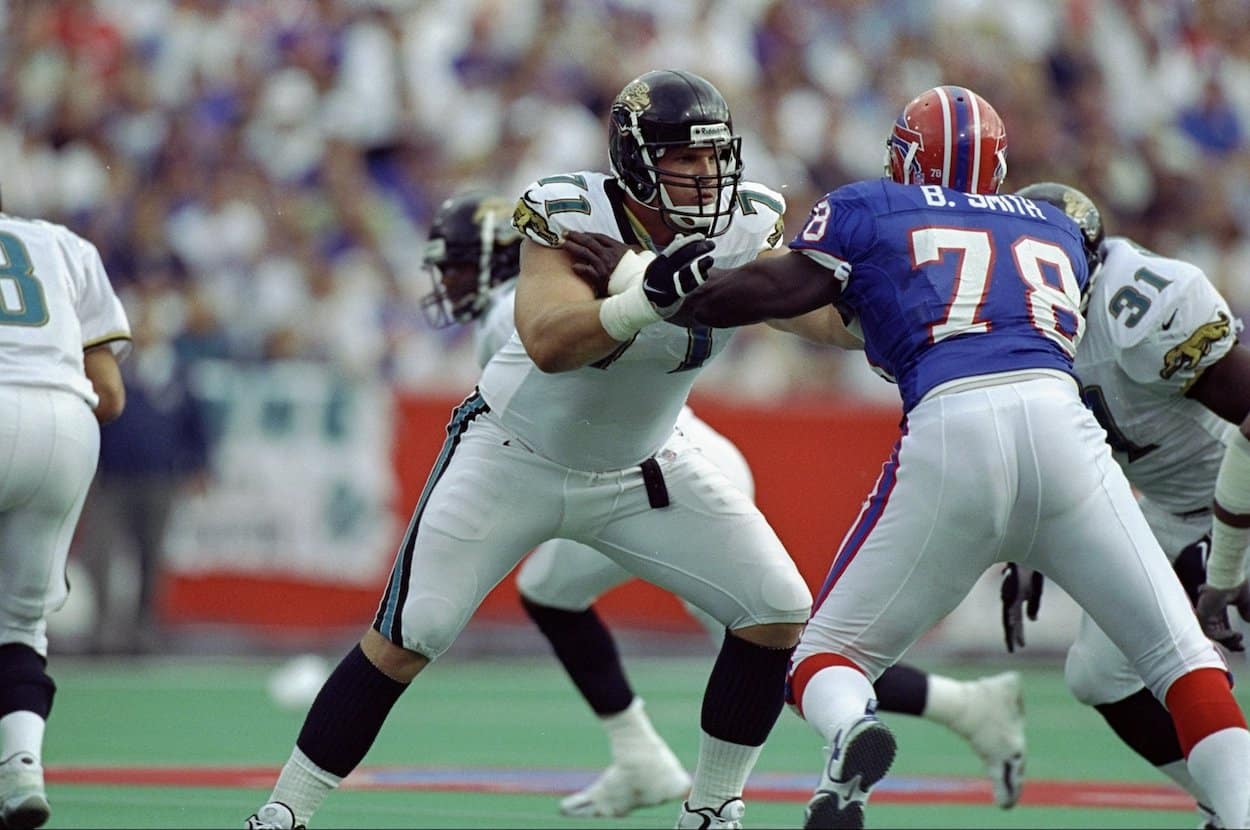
top-left (790, 179), bottom-right (1090, 411)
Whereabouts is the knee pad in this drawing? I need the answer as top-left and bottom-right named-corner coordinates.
top-left (515, 539), bottom-right (616, 611)
top-left (514, 551), bottom-right (573, 609)
top-left (1064, 628), bottom-right (1145, 707)
top-left (1064, 644), bottom-right (1098, 706)
top-left (391, 596), bottom-right (468, 661)
top-left (0, 644), bottom-right (56, 719)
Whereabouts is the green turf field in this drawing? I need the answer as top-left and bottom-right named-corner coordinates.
top-left (43, 652), bottom-right (1244, 828)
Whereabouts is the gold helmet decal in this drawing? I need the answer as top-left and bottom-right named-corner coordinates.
top-left (512, 196), bottom-right (560, 246)
top-left (615, 80), bottom-right (651, 113)
top-left (479, 196), bottom-right (520, 244)
top-left (1161, 311), bottom-right (1232, 380)
top-left (475, 196), bottom-right (514, 224)
top-left (1061, 189), bottom-right (1098, 230)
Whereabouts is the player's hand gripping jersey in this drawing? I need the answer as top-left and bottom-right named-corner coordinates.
top-left (479, 171), bottom-right (784, 471)
top-left (1075, 237), bottom-right (1241, 515)
top-left (789, 180), bottom-right (1090, 411)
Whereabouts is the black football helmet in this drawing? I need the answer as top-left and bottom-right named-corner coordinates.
top-left (420, 191), bottom-right (521, 327)
top-left (1015, 182), bottom-right (1105, 276)
top-left (608, 69), bottom-right (743, 237)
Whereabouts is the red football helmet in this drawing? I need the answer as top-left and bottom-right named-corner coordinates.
top-left (885, 85), bottom-right (1007, 194)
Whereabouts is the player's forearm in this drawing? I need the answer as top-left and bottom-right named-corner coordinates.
top-left (1207, 427), bottom-right (1250, 589)
top-left (769, 306), bottom-right (865, 348)
top-left (684, 265), bottom-right (792, 328)
top-left (84, 345), bottom-right (125, 423)
top-left (685, 253), bottom-right (839, 328)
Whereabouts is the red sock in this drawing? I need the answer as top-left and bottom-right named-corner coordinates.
top-left (1164, 668), bottom-right (1247, 756)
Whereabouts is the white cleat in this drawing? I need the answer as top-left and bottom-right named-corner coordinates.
top-left (958, 671), bottom-right (1026, 809)
top-left (676, 798), bottom-right (745, 829)
top-left (0, 752), bottom-right (49, 830)
top-left (245, 801), bottom-right (305, 830)
top-left (561, 749), bottom-right (692, 818)
top-left (804, 715), bottom-right (897, 830)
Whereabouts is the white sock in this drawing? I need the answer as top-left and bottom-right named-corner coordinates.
top-left (920, 674), bottom-right (971, 733)
top-left (0, 711), bottom-right (45, 762)
top-left (269, 746), bottom-right (343, 825)
top-left (1156, 758), bottom-right (1209, 807)
top-left (603, 697), bottom-right (666, 760)
top-left (686, 732), bottom-right (761, 808)
top-left (799, 666), bottom-right (878, 744)
top-left (1186, 727), bottom-right (1250, 827)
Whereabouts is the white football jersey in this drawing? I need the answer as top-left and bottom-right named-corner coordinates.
top-left (1075, 236), bottom-right (1241, 514)
top-left (0, 214), bottom-right (131, 406)
top-left (473, 282), bottom-right (519, 369)
top-left (477, 171), bottom-right (785, 471)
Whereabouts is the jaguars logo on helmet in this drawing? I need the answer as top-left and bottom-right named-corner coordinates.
top-left (420, 191), bottom-right (522, 327)
top-left (1016, 182), bottom-right (1106, 277)
top-left (617, 80), bottom-right (650, 113)
top-left (608, 69), bottom-right (743, 238)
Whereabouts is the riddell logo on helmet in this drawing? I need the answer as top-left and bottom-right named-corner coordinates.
top-left (689, 124), bottom-right (731, 142)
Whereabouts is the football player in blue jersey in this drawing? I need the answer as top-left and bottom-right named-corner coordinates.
top-left (568, 84), bottom-right (1250, 830)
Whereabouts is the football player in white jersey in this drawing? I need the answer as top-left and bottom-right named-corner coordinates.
top-left (421, 190), bottom-right (1029, 819)
top-left (1005, 182), bottom-right (1250, 826)
top-left (247, 68), bottom-right (835, 830)
top-left (0, 206), bottom-right (130, 830)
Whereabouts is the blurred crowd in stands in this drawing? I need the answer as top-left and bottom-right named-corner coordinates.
top-left (2, 0), bottom-right (1248, 403)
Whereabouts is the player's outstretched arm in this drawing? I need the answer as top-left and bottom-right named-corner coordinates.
top-left (1187, 344), bottom-right (1250, 641)
top-left (682, 250), bottom-right (841, 329)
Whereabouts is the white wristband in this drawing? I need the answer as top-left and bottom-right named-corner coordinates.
top-left (599, 282), bottom-right (661, 341)
top-left (607, 249), bottom-right (657, 296)
top-left (1207, 430), bottom-right (1250, 589)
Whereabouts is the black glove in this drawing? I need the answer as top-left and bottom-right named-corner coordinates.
top-left (1001, 563), bottom-right (1044, 653)
top-left (1194, 581), bottom-right (1250, 652)
top-left (641, 235), bottom-right (715, 318)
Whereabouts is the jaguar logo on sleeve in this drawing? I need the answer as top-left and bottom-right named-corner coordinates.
top-left (766, 217), bottom-right (785, 248)
top-left (1161, 311), bottom-right (1231, 379)
top-left (512, 196), bottom-right (561, 246)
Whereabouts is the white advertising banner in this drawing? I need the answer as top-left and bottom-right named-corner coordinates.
top-left (163, 360), bottom-right (398, 585)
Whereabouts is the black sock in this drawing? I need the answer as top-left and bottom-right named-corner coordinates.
top-left (1094, 687), bottom-right (1184, 766)
top-left (0, 644), bottom-right (55, 719)
top-left (701, 631), bottom-right (795, 746)
top-left (521, 596), bottom-right (634, 715)
top-left (295, 645), bottom-right (407, 777)
top-left (873, 663), bottom-right (928, 716)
